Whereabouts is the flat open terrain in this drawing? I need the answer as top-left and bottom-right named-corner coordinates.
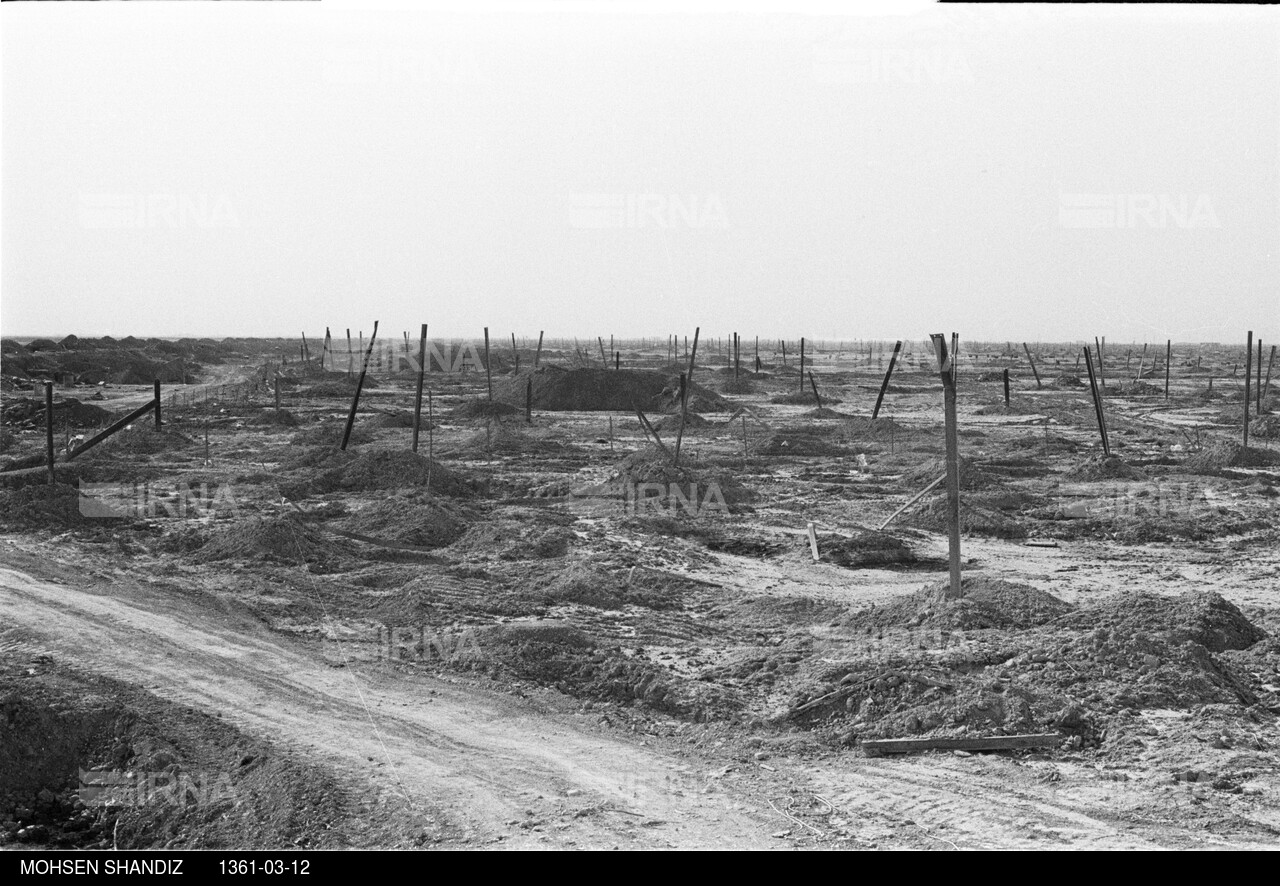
top-left (1, 335), bottom-right (1278, 849)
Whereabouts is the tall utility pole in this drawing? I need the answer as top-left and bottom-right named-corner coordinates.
top-left (930, 333), bottom-right (962, 600)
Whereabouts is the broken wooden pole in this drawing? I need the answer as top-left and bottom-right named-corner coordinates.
top-left (1022, 343), bottom-right (1042, 389)
top-left (45, 382), bottom-right (55, 484)
top-left (1244, 330), bottom-right (1253, 449)
top-left (598, 336), bottom-right (608, 365)
top-left (154, 380), bottom-right (161, 429)
top-left (930, 333), bottom-right (962, 601)
top-left (341, 321), bottom-right (379, 451)
top-left (1003, 368), bottom-right (1010, 406)
top-left (1165, 340), bottom-right (1172, 400)
top-left (798, 337), bottom-right (805, 392)
top-left (412, 324), bottom-right (428, 452)
top-left (809, 372), bottom-right (822, 409)
top-left (1082, 346), bottom-right (1110, 455)
top-left (534, 331), bottom-right (544, 368)
top-left (634, 407), bottom-right (672, 460)
top-left (807, 522), bottom-right (819, 562)
top-left (1135, 342), bottom-right (1147, 382)
top-left (871, 341), bottom-right (902, 420)
top-left (484, 327), bottom-right (493, 401)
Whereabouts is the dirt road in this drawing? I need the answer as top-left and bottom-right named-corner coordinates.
top-left (3, 546), bottom-right (1271, 850)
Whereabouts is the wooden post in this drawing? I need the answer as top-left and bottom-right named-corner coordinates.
top-left (598, 336), bottom-right (608, 365)
top-left (673, 372), bottom-right (689, 466)
top-left (154, 380), bottom-right (161, 428)
top-left (1135, 343), bottom-right (1147, 382)
top-left (930, 333), bottom-right (962, 601)
top-left (808, 372), bottom-right (822, 409)
top-left (1263, 345), bottom-right (1276, 404)
top-left (412, 324), bottom-right (428, 452)
top-left (687, 327), bottom-right (700, 384)
top-left (428, 391), bottom-right (434, 460)
top-left (1165, 340), bottom-right (1171, 400)
top-left (323, 327), bottom-right (332, 371)
top-left (1022, 343), bottom-right (1042, 389)
top-left (1003, 368), bottom-right (1010, 407)
top-left (526, 377), bottom-right (533, 424)
top-left (754, 336), bottom-right (760, 372)
top-left (1258, 339), bottom-right (1264, 411)
top-left (511, 333), bottom-right (520, 373)
top-left (346, 328), bottom-right (353, 376)
top-left (781, 339), bottom-right (787, 366)
top-left (872, 341), bottom-right (902, 420)
top-left (484, 327), bottom-right (493, 401)
top-left (302, 332), bottom-right (310, 363)
top-left (615, 352), bottom-right (620, 371)
top-left (798, 337), bottom-right (805, 392)
top-left (807, 522), bottom-right (819, 562)
top-left (66, 398), bottom-right (161, 461)
top-left (1095, 337), bottom-right (1106, 389)
top-left (341, 321), bottom-right (378, 451)
top-left (1244, 330), bottom-right (1252, 449)
top-left (45, 382), bottom-right (55, 485)
top-left (534, 331), bottom-right (544, 368)
top-left (1082, 346), bottom-right (1110, 455)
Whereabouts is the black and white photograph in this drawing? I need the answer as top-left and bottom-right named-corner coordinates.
top-left (1, 0), bottom-right (1279, 861)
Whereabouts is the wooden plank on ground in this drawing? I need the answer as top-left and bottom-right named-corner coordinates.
top-left (861, 733), bottom-right (1065, 756)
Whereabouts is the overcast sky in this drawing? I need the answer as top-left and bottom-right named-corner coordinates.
top-left (2, 4), bottom-right (1277, 344)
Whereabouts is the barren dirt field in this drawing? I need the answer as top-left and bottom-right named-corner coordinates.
top-left (1, 335), bottom-right (1278, 850)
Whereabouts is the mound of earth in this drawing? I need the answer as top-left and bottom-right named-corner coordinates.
top-left (591, 446), bottom-right (755, 514)
top-left (1059, 591), bottom-right (1266, 653)
top-left (449, 513), bottom-right (576, 560)
top-left (1068, 453), bottom-right (1144, 480)
top-left (338, 495), bottom-right (473, 548)
top-left (495, 367), bottom-right (729, 414)
top-left (1, 398), bottom-right (113, 430)
top-left (845, 578), bottom-right (1072, 632)
top-left (449, 399), bottom-right (518, 420)
top-left (363, 410), bottom-right (422, 429)
top-left (288, 421), bottom-right (374, 448)
top-left (1183, 441), bottom-right (1280, 474)
top-left (758, 431), bottom-right (844, 456)
top-left (97, 425), bottom-right (195, 456)
top-left (1249, 414), bottom-right (1280, 438)
top-left (718, 378), bottom-right (758, 395)
top-left (194, 513), bottom-right (349, 566)
top-left (651, 412), bottom-right (710, 432)
top-left (823, 528), bottom-right (917, 568)
top-left (769, 392), bottom-right (825, 406)
top-left (900, 494), bottom-right (1028, 539)
top-left (283, 448), bottom-right (476, 499)
top-left (0, 483), bottom-right (109, 531)
top-left (1054, 374), bottom-right (1085, 388)
top-left (444, 423), bottom-right (568, 457)
top-left (903, 456), bottom-right (999, 490)
top-left (248, 408), bottom-right (299, 428)
top-left (801, 406), bottom-right (848, 419)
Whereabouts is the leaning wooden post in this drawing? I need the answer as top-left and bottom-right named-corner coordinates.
top-left (1003, 368), bottom-right (1010, 407)
top-left (808, 372), bottom-right (823, 409)
top-left (1082, 346), bottom-right (1110, 455)
top-left (673, 372), bottom-right (689, 466)
top-left (45, 382), bottom-right (55, 485)
top-left (302, 332), bottom-right (310, 364)
top-left (323, 327), bottom-right (332, 371)
top-left (798, 337), bottom-right (805, 392)
top-left (484, 327), bottom-right (493, 401)
top-left (1095, 336), bottom-right (1106, 389)
top-left (1244, 330), bottom-right (1253, 449)
top-left (511, 332), bottom-right (520, 373)
top-left (1262, 344), bottom-right (1276, 404)
top-left (1022, 343), bottom-right (1042, 389)
top-left (154, 380), bottom-right (161, 429)
top-left (686, 327), bottom-right (700, 384)
top-left (598, 336), bottom-right (608, 365)
top-left (930, 333), bottom-right (962, 601)
top-left (781, 339), bottom-right (787, 366)
top-left (341, 321), bottom-right (379, 451)
top-left (872, 340), bottom-right (902, 420)
top-left (1134, 342), bottom-right (1147, 382)
top-left (412, 323), bottom-right (428, 452)
top-left (1165, 340), bottom-right (1172, 400)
